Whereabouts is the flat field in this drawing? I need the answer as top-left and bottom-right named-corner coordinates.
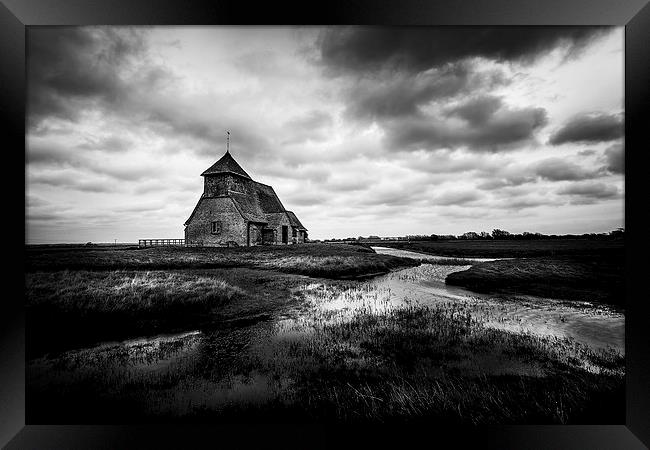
top-left (377, 238), bottom-right (624, 258)
top-left (26, 242), bottom-right (417, 278)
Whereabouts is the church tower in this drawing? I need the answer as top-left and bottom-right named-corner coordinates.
top-left (201, 150), bottom-right (252, 197)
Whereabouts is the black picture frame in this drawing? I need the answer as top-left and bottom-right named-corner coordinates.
top-left (3, 0), bottom-right (649, 448)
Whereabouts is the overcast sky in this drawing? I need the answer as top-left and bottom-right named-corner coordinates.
top-left (26, 26), bottom-right (624, 243)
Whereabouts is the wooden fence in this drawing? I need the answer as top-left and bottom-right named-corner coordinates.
top-left (138, 239), bottom-right (185, 248)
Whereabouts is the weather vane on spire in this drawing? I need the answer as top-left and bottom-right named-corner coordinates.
top-left (226, 130), bottom-right (230, 153)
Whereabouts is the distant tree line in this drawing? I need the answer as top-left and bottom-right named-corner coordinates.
top-left (327, 227), bottom-right (625, 242)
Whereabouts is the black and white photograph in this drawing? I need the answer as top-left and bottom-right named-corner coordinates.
top-left (24, 25), bottom-right (626, 424)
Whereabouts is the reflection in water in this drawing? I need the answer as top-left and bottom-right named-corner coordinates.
top-left (371, 246), bottom-right (499, 262)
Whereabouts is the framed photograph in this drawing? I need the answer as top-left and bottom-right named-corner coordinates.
top-left (4, 0), bottom-right (649, 448)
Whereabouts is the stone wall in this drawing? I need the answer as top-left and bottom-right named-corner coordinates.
top-left (266, 212), bottom-right (292, 244)
top-left (292, 228), bottom-right (306, 244)
top-left (185, 197), bottom-right (248, 246)
top-left (204, 174), bottom-right (248, 196)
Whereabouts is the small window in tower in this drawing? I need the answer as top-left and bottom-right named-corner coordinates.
top-left (211, 221), bottom-right (222, 234)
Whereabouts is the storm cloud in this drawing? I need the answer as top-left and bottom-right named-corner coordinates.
top-left (319, 27), bottom-right (610, 75)
top-left (27, 27), bottom-right (174, 130)
top-left (557, 181), bottom-right (620, 200)
top-left (548, 112), bottom-right (624, 145)
top-left (343, 63), bottom-right (508, 122)
top-left (316, 27), bottom-right (592, 154)
top-left (602, 143), bottom-right (624, 174)
top-left (385, 98), bottom-right (548, 152)
top-left (533, 157), bottom-right (599, 181)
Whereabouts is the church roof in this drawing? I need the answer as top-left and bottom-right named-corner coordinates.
top-left (229, 191), bottom-right (268, 223)
top-left (286, 211), bottom-right (307, 230)
top-left (201, 151), bottom-right (252, 179)
top-left (228, 182), bottom-right (287, 223)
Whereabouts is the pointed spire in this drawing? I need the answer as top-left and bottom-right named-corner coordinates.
top-left (226, 130), bottom-right (230, 154)
top-left (201, 141), bottom-right (252, 179)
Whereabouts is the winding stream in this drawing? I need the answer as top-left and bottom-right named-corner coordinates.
top-left (372, 247), bottom-right (624, 353)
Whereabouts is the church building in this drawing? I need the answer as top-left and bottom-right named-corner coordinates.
top-left (184, 148), bottom-right (308, 247)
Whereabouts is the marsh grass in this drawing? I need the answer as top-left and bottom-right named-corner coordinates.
top-left (27, 270), bottom-right (246, 313)
top-left (382, 239), bottom-right (624, 258)
top-left (25, 268), bottom-right (304, 357)
top-left (446, 257), bottom-right (625, 306)
top-left (25, 243), bottom-right (419, 278)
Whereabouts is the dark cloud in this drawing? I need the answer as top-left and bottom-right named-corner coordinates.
top-left (386, 98), bottom-right (547, 152)
top-left (85, 164), bottom-right (154, 182)
top-left (433, 190), bottom-right (482, 206)
top-left (557, 181), bottom-right (620, 200)
top-left (114, 202), bottom-right (166, 213)
top-left (27, 141), bottom-right (74, 166)
top-left (30, 172), bottom-right (113, 193)
top-left (602, 143), bottom-right (624, 174)
top-left (28, 139), bottom-right (154, 182)
top-left (548, 112), bottom-right (623, 145)
top-left (446, 95), bottom-right (502, 126)
top-left (507, 197), bottom-right (555, 210)
top-left (475, 156), bottom-right (605, 191)
top-left (27, 27), bottom-right (173, 129)
top-left (26, 195), bottom-right (49, 208)
top-left (533, 157), bottom-right (598, 181)
top-left (476, 176), bottom-right (535, 190)
top-left (344, 64), bottom-right (508, 121)
top-left (28, 212), bottom-right (66, 222)
top-left (319, 27), bottom-right (610, 75)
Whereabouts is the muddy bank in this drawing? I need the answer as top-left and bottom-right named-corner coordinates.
top-left (445, 256), bottom-right (625, 307)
